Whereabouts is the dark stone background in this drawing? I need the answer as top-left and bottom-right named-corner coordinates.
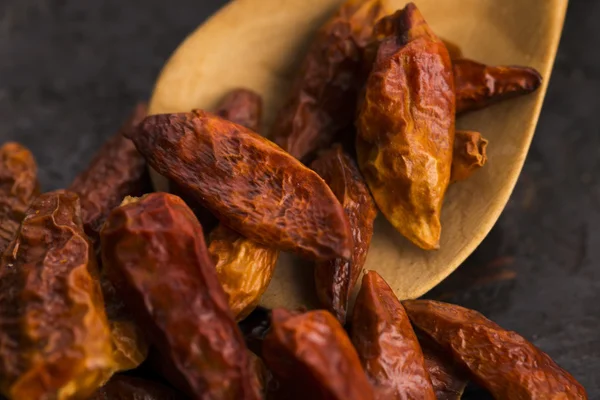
top-left (0, 0), bottom-right (597, 396)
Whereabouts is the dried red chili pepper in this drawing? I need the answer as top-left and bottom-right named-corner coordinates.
top-left (420, 337), bottom-right (468, 400)
top-left (214, 88), bottom-right (263, 132)
top-left (0, 190), bottom-right (113, 400)
top-left (100, 193), bottom-right (258, 399)
top-left (271, 0), bottom-right (390, 160)
top-left (454, 58), bottom-right (542, 114)
top-left (0, 142), bottom-right (39, 253)
top-left (356, 3), bottom-right (455, 250)
top-left (89, 375), bottom-right (181, 400)
top-left (403, 300), bottom-right (587, 399)
top-left (351, 271), bottom-right (435, 399)
top-left (69, 103), bottom-right (150, 244)
top-left (208, 224), bottom-right (278, 321)
top-left (311, 144), bottom-right (376, 324)
top-left (451, 130), bottom-right (488, 183)
top-left (129, 110), bottom-right (352, 261)
top-left (263, 309), bottom-right (374, 400)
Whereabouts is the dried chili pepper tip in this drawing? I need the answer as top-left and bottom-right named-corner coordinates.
top-left (264, 308), bottom-right (375, 400)
top-left (208, 224), bottom-right (278, 322)
top-left (451, 130), bottom-right (488, 183)
top-left (352, 271), bottom-right (436, 399)
top-left (270, 0), bottom-right (390, 161)
top-left (454, 59), bottom-right (543, 114)
top-left (403, 300), bottom-right (588, 399)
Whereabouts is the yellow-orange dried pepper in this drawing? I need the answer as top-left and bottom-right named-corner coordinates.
top-left (357, 3), bottom-right (455, 250)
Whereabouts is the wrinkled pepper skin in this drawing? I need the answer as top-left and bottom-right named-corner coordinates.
top-left (100, 193), bottom-right (258, 399)
top-left (130, 110), bottom-right (352, 261)
top-left (88, 375), bottom-right (181, 400)
top-left (172, 88), bottom-right (264, 231)
top-left (356, 3), bottom-right (455, 250)
top-left (421, 338), bottom-right (468, 400)
top-left (263, 309), bottom-right (374, 400)
top-left (451, 130), bottom-right (488, 183)
top-left (311, 144), bottom-right (376, 324)
top-left (208, 225), bottom-right (278, 321)
top-left (0, 191), bottom-right (114, 400)
top-left (351, 271), bottom-right (435, 399)
top-left (271, 0), bottom-right (390, 160)
top-left (69, 103), bottom-right (150, 244)
top-left (403, 300), bottom-right (588, 400)
top-left (0, 142), bottom-right (40, 253)
top-left (454, 59), bottom-right (542, 114)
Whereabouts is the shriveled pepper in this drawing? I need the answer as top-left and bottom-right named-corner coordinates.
top-left (451, 130), bottom-right (488, 183)
top-left (0, 191), bottom-right (114, 400)
top-left (403, 300), bottom-right (587, 399)
top-left (101, 193), bottom-right (258, 399)
top-left (311, 144), bottom-right (377, 324)
top-left (0, 142), bottom-right (40, 253)
top-left (454, 58), bottom-right (542, 114)
top-left (129, 110), bottom-right (352, 261)
top-left (272, 0), bottom-right (390, 160)
top-left (263, 309), bottom-right (374, 400)
top-left (69, 103), bottom-right (150, 245)
top-left (356, 3), bottom-right (455, 250)
top-left (352, 271), bottom-right (435, 399)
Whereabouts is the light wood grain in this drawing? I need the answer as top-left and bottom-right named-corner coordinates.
top-left (148, 0), bottom-right (567, 310)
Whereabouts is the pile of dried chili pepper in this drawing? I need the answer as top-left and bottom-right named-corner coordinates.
top-left (0, 1), bottom-right (584, 399)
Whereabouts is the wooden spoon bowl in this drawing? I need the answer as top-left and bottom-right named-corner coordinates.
top-left (148, 0), bottom-right (567, 309)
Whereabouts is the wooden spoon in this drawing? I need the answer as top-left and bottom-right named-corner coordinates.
top-left (147, 0), bottom-right (567, 309)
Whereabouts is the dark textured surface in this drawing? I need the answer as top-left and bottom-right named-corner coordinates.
top-left (0, 0), bottom-right (597, 397)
